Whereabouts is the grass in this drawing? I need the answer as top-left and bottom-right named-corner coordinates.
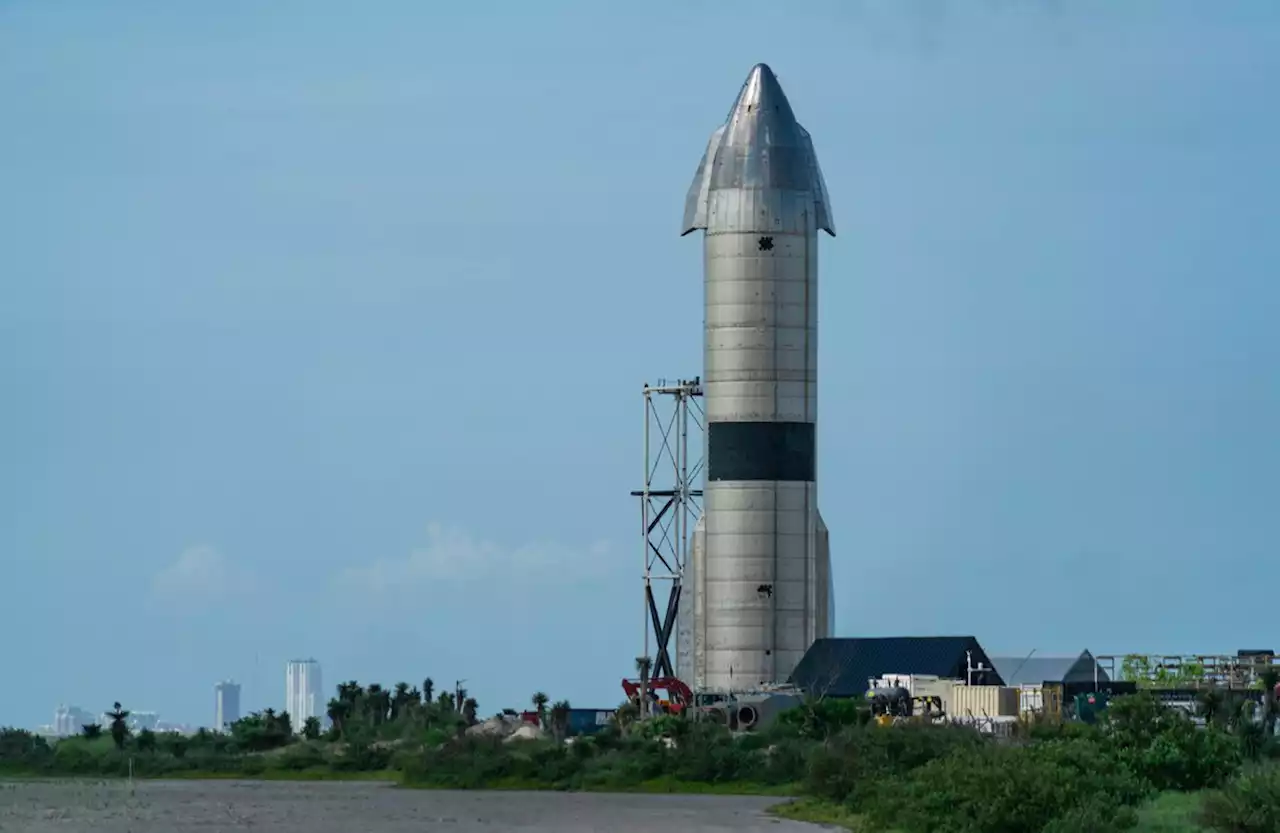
top-left (1133, 791), bottom-right (1205, 833)
top-left (770, 792), bottom-right (1210, 833)
top-left (771, 798), bottom-right (878, 830)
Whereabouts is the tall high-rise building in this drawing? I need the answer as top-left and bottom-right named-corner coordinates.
top-left (214, 680), bottom-right (241, 732)
top-left (285, 659), bottom-right (322, 732)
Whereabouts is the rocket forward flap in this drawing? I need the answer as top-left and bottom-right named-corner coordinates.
top-left (681, 125), bottom-right (725, 236)
top-left (798, 127), bottom-right (836, 237)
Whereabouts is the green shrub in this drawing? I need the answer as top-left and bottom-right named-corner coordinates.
top-left (582, 738), bottom-right (669, 788)
top-left (1022, 717), bottom-right (1104, 744)
top-left (401, 736), bottom-right (525, 787)
top-left (1106, 693), bottom-right (1242, 791)
top-left (49, 736), bottom-right (115, 773)
top-left (528, 742), bottom-right (583, 786)
top-left (866, 744), bottom-right (1139, 833)
top-left (0, 728), bottom-right (53, 769)
top-left (1106, 693), bottom-right (1187, 744)
top-left (759, 738), bottom-right (810, 785)
top-left (1199, 766), bottom-right (1280, 833)
top-left (330, 742), bottom-right (393, 772)
top-left (1029, 737), bottom-right (1152, 807)
top-left (274, 741), bottom-right (328, 771)
top-left (160, 732), bottom-right (189, 759)
top-left (589, 725), bottom-right (624, 750)
top-left (1122, 724), bottom-right (1241, 792)
top-left (1237, 718), bottom-right (1269, 761)
top-left (670, 728), bottom-right (759, 783)
top-left (135, 728), bottom-right (157, 752)
top-left (772, 698), bottom-right (870, 741)
top-left (805, 723), bottom-right (984, 807)
top-left (634, 715), bottom-right (688, 741)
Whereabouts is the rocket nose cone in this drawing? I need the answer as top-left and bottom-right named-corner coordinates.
top-left (748, 63), bottom-right (779, 88)
top-left (727, 62), bottom-right (796, 125)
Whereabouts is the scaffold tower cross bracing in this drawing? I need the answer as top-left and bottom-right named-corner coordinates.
top-left (631, 378), bottom-right (704, 680)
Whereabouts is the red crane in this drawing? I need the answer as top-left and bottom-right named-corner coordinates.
top-left (621, 677), bottom-right (694, 715)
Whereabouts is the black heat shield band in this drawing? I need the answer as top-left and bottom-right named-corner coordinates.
top-left (707, 421), bottom-right (815, 482)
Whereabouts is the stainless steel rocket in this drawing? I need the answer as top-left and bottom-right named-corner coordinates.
top-left (677, 63), bottom-right (835, 693)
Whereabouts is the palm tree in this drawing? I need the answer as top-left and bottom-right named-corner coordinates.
top-left (338, 681), bottom-right (363, 707)
top-left (423, 678), bottom-right (435, 704)
top-left (366, 684), bottom-right (387, 725)
top-left (549, 700), bottom-right (572, 742)
top-left (81, 723), bottom-right (103, 739)
top-left (635, 656), bottom-right (653, 720)
top-left (391, 682), bottom-right (412, 720)
top-left (613, 701), bottom-right (639, 732)
top-left (302, 717), bottom-right (321, 740)
top-left (532, 692), bottom-right (549, 728)
top-left (1198, 688), bottom-right (1226, 727)
top-left (105, 702), bottom-right (131, 750)
top-left (462, 697), bottom-right (479, 726)
top-left (326, 698), bottom-right (350, 735)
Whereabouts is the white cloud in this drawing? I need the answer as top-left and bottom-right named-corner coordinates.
top-left (150, 545), bottom-right (257, 611)
top-left (334, 522), bottom-right (616, 596)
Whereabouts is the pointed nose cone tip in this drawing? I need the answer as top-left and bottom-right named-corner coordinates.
top-left (747, 62), bottom-right (776, 85)
top-left (728, 62), bottom-right (796, 124)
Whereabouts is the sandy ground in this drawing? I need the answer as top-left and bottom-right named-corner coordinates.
top-left (0, 778), bottom-right (819, 832)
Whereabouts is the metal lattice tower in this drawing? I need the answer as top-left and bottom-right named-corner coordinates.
top-left (631, 378), bottom-right (704, 680)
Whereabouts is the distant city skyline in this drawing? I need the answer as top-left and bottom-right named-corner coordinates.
top-left (41, 704), bottom-right (190, 738)
top-left (23, 665), bottom-right (336, 734)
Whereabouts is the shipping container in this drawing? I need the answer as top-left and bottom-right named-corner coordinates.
top-left (565, 708), bottom-right (616, 736)
top-left (949, 684), bottom-right (1020, 718)
top-left (1018, 685), bottom-right (1042, 714)
top-left (1018, 684), bottom-right (1064, 718)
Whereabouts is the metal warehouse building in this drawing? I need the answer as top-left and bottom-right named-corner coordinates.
top-left (789, 636), bottom-right (1004, 698)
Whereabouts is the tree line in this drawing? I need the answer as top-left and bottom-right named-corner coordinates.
top-left (4, 672), bottom-right (1279, 833)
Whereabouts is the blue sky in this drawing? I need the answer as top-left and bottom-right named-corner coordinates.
top-left (2, 0), bottom-right (1277, 729)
